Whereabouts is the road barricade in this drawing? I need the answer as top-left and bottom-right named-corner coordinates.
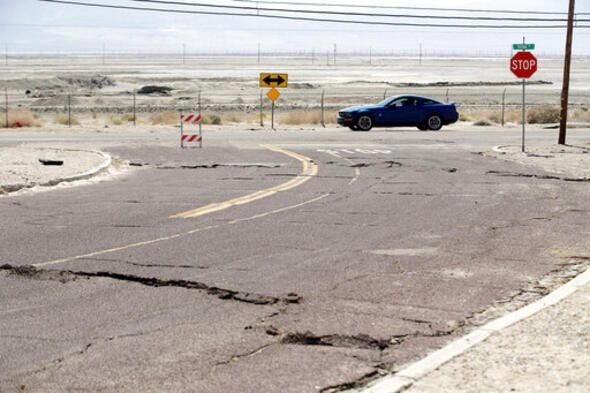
top-left (180, 113), bottom-right (203, 148)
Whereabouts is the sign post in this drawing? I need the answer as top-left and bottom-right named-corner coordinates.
top-left (510, 38), bottom-right (537, 153)
top-left (260, 73), bottom-right (288, 130)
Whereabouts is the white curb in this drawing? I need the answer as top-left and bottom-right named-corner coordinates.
top-left (360, 265), bottom-right (590, 393)
top-left (1, 149), bottom-right (113, 194)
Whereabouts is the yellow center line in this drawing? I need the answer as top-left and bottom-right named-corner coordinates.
top-left (170, 144), bottom-right (319, 219)
top-left (32, 145), bottom-right (321, 268)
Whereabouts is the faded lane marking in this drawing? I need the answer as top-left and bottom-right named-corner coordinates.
top-left (170, 145), bottom-right (319, 219)
top-left (33, 225), bottom-right (220, 268)
top-left (367, 248), bottom-right (439, 257)
top-left (33, 194), bottom-right (329, 268)
top-left (229, 193), bottom-right (329, 224)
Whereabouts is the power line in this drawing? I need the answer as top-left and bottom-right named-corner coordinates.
top-left (37, 0), bottom-right (590, 29)
top-left (235, 0), bottom-right (590, 16)
top-left (122, 0), bottom-right (590, 22)
top-left (6, 22), bottom-right (590, 35)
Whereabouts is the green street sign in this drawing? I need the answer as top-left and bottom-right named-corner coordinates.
top-left (513, 43), bottom-right (535, 50)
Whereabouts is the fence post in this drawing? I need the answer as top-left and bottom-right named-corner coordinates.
top-left (321, 89), bottom-right (326, 128)
top-left (383, 88), bottom-right (388, 100)
top-left (4, 88), bottom-right (8, 128)
top-left (501, 88), bottom-right (506, 127)
top-left (132, 90), bottom-right (136, 126)
top-left (259, 89), bottom-right (264, 127)
top-left (271, 100), bottom-right (275, 130)
top-left (445, 88), bottom-right (449, 103)
top-left (67, 94), bottom-right (72, 128)
top-left (198, 90), bottom-right (202, 148)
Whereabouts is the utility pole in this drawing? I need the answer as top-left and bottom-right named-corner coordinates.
top-left (182, 42), bottom-right (186, 65)
top-left (333, 43), bottom-right (337, 66)
top-left (369, 47), bottom-right (372, 65)
top-left (4, 44), bottom-right (7, 66)
top-left (257, 43), bottom-right (261, 65)
top-left (311, 48), bottom-right (315, 65)
top-left (4, 88), bottom-right (8, 128)
top-left (559, 0), bottom-right (576, 145)
top-left (419, 43), bottom-right (422, 65)
top-left (102, 43), bottom-right (105, 65)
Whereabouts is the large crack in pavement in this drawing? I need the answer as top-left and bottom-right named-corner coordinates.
top-left (486, 170), bottom-right (590, 182)
top-left (0, 264), bottom-right (301, 306)
top-left (3, 254), bottom-right (589, 392)
top-left (129, 162), bottom-right (283, 169)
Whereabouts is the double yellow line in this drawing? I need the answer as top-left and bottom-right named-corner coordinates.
top-left (170, 145), bottom-right (319, 219)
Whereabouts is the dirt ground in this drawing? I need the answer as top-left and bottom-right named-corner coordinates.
top-left (1, 55), bottom-right (589, 128)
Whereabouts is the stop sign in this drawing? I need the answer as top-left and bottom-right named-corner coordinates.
top-left (510, 51), bottom-right (538, 79)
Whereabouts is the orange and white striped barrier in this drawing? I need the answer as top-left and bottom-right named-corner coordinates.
top-left (180, 113), bottom-right (203, 148)
top-left (181, 113), bottom-right (202, 124)
top-left (181, 134), bottom-right (202, 143)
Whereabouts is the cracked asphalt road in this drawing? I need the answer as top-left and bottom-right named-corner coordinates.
top-left (1, 128), bottom-right (589, 392)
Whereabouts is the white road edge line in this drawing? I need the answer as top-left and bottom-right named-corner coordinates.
top-left (360, 264), bottom-right (590, 393)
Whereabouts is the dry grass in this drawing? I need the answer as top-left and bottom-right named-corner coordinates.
top-left (473, 119), bottom-right (493, 126)
top-left (203, 113), bottom-right (222, 125)
top-left (121, 113), bottom-right (135, 122)
top-left (460, 109), bottom-right (521, 125)
top-left (149, 110), bottom-right (179, 125)
top-left (109, 113), bottom-right (136, 125)
top-left (2, 108), bottom-right (42, 128)
top-left (527, 105), bottom-right (560, 124)
top-left (110, 115), bottom-right (125, 126)
top-left (277, 110), bottom-right (337, 125)
top-left (572, 108), bottom-right (590, 122)
top-left (54, 113), bottom-right (81, 126)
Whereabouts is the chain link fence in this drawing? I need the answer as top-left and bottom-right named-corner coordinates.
top-left (2, 85), bottom-right (590, 128)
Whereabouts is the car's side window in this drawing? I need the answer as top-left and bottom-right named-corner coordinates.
top-left (423, 100), bottom-right (435, 105)
top-left (390, 99), bottom-right (404, 107)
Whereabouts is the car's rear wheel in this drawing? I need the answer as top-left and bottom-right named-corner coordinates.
top-left (426, 114), bottom-right (443, 131)
top-left (357, 115), bottom-right (373, 131)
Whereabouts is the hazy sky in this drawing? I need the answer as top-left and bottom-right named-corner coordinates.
top-left (1, 0), bottom-right (589, 56)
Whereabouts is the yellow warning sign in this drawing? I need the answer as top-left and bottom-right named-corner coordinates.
top-left (260, 73), bottom-right (288, 88)
top-left (267, 87), bottom-right (280, 102)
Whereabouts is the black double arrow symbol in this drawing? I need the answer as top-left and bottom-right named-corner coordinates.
top-left (263, 74), bottom-right (286, 86)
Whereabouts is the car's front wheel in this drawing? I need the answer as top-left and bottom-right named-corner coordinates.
top-left (349, 125), bottom-right (359, 131)
top-left (357, 115), bottom-right (373, 131)
top-left (426, 114), bottom-right (443, 131)
top-left (417, 124), bottom-right (427, 131)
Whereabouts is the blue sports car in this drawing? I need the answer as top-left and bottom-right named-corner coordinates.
top-left (337, 95), bottom-right (459, 131)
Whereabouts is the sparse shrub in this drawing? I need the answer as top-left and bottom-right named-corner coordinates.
top-left (110, 115), bottom-right (125, 126)
top-left (473, 119), bottom-right (493, 126)
top-left (109, 113), bottom-right (137, 125)
top-left (149, 110), bottom-right (179, 125)
top-left (459, 113), bottom-right (472, 122)
top-left (204, 114), bottom-right (222, 125)
top-left (3, 108), bottom-right (42, 127)
top-left (278, 110), bottom-right (337, 125)
top-left (487, 111), bottom-right (502, 124)
top-left (527, 105), bottom-right (560, 124)
top-left (460, 109), bottom-right (521, 125)
top-left (221, 112), bottom-right (241, 123)
top-left (122, 113), bottom-right (135, 122)
top-left (54, 113), bottom-right (80, 126)
top-left (572, 108), bottom-right (590, 122)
